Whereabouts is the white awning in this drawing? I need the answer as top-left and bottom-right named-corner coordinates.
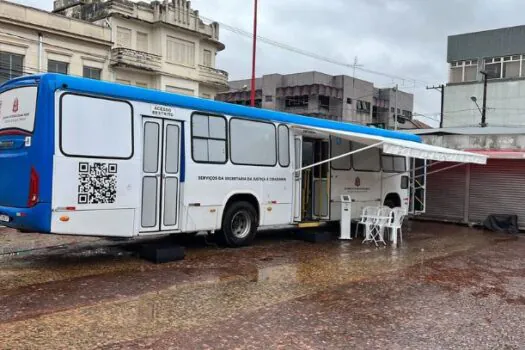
top-left (292, 125), bottom-right (487, 165)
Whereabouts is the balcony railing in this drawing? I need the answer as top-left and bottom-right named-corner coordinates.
top-left (111, 48), bottom-right (162, 72)
top-left (198, 65), bottom-right (229, 87)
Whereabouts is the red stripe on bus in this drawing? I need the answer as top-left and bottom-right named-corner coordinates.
top-left (0, 130), bottom-right (31, 136)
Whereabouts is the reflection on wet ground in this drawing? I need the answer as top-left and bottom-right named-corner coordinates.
top-left (1, 222), bottom-right (524, 349)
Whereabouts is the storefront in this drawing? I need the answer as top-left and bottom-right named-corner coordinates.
top-left (420, 145), bottom-right (525, 229)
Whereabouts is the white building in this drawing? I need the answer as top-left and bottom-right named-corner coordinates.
top-left (445, 25), bottom-right (525, 127)
top-left (0, 0), bottom-right (228, 98)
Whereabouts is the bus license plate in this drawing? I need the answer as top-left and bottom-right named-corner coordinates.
top-left (0, 215), bottom-right (10, 223)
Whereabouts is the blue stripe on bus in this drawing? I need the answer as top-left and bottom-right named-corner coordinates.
top-left (6, 74), bottom-right (421, 143)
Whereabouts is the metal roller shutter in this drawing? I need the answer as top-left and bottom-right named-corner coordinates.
top-left (423, 162), bottom-right (467, 222)
top-left (469, 159), bottom-right (525, 228)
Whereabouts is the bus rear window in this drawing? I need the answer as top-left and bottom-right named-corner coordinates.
top-left (60, 93), bottom-right (133, 159)
top-left (0, 86), bottom-right (38, 134)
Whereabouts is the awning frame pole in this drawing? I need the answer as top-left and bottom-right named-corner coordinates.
top-left (381, 158), bottom-right (475, 182)
top-left (295, 141), bottom-right (385, 173)
top-left (380, 160), bottom-right (442, 182)
top-left (413, 162), bottom-right (466, 179)
top-left (382, 161), bottom-right (466, 182)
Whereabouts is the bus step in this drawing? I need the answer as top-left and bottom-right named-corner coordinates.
top-left (140, 243), bottom-right (185, 264)
top-left (296, 221), bottom-right (322, 228)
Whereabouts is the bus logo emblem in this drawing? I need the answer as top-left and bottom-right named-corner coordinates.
top-left (12, 98), bottom-right (19, 113)
top-left (355, 177), bottom-right (361, 187)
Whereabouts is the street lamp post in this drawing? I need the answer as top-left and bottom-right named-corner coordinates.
top-left (470, 70), bottom-right (489, 127)
top-left (470, 96), bottom-right (483, 116)
top-left (480, 70), bottom-right (488, 127)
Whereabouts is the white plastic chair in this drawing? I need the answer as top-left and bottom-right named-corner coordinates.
top-left (386, 207), bottom-right (407, 245)
top-left (369, 207), bottom-right (392, 246)
top-left (358, 206), bottom-right (378, 241)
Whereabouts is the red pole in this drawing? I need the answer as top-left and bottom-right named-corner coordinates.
top-left (250, 0), bottom-right (258, 107)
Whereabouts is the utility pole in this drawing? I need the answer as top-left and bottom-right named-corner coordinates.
top-left (426, 84), bottom-right (445, 128)
top-left (352, 56), bottom-right (362, 87)
top-left (353, 56), bottom-right (358, 81)
top-left (394, 84), bottom-right (398, 130)
top-left (480, 70), bottom-right (488, 127)
top-left (250, 0), bottom-right (258, 107)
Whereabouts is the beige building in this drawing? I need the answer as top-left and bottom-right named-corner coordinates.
top-left (0, 0), bottom-right (112, 84)
top-left (0, 0), bottom-right (228, 98)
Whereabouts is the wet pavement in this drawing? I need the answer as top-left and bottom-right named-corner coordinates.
top-left (1, 222), bottom-right (524, 349)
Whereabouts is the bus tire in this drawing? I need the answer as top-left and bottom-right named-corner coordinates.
top-left (219, 201), bottom-right (257, 247)
top-left (384, 199), bottom-right (396, 209)
top-left (384, 193), bottom-right (401, 208)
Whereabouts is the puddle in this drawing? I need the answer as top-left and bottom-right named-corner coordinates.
top-left (0, 222), bottom-right (520, 349)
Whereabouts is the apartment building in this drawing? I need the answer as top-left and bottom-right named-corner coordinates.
top-left (0, 0), bottom-right (228, 98)
top-left (215, 72), bottom-right (414, 129)
top-left (53, 0), bottom-right (228, 98)
top-left (445, 25), bottom-right (525, 127)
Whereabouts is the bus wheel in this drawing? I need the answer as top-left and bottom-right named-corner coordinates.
top-left (384, 199), bottom-right (396, 209)
top-left (219, 201), bottom-right (257, 247)
top-left (384, 193), bottom-right (401, 209)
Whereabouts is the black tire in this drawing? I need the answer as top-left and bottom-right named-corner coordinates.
top-left (218, 201), bottom-right (258, 247)
top-left (384, 199), bottom-right (397, 209)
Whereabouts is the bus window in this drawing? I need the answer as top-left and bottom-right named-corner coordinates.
top-left (302, 141), bottom-right (314, 167)
top-left (0, 86), bottom-right (37, 136)
top-left (278, 124), bottom-right (290, 167)
top-left (143, 122), bottom-right (160, 173)
top-left (382, 155), bottom-right (407, 173)
top-left (60, 94), bottom-right (133, 159)
top-left (352, 142), bottom-right (380, 172)
top-left (230, 118), bottom-right (276, 166)
top-left (191, 113), bottom-right (227, 163)
top-left (382, 155), bottom-right (394, 172)
top-left (330, 137), bottom-right (351, 170)
top-left (393, 156), bottom-right (407, 172)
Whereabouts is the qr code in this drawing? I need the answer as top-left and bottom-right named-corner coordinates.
top-left (78, 163), bottom-right (117, 204)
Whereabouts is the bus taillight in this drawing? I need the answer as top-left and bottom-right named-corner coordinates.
top-left (28, 167), bottom-right (39, 207)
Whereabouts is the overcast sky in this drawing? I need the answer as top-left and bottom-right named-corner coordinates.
top-left (12, 0), bottom-right (525, 126)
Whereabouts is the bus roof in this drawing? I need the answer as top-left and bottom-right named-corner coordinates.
top-left (2, 73), bottom-right (421, 143)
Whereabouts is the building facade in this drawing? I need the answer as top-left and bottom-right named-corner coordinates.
top-left (414, 128), bottom-right (525, 230)
top-left (215, 72), bottom-right (414, 128)
top-left (0, 0), bottom-right (112, 84)
top-left (0, 0), bottom-right (228, 98)
top-left (445, 25), bottom-right (525, 127)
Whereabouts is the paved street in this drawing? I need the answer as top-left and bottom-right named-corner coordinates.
top-left (1, 223), bottom-right (524, 349)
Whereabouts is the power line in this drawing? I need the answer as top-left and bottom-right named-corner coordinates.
top-left (0, 7), bottom-right (431, 89)
top-left (416, 108), bottom-right (479, 115)
top-left (0, 5), bottom-right (433, 100)
top-left (412, 113), bottom-right (439, 121)
top-left (167, 6), bottom-right (430, 88)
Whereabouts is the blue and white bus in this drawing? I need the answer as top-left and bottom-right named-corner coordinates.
top-left (0, 74), bottom-right (485, 246)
